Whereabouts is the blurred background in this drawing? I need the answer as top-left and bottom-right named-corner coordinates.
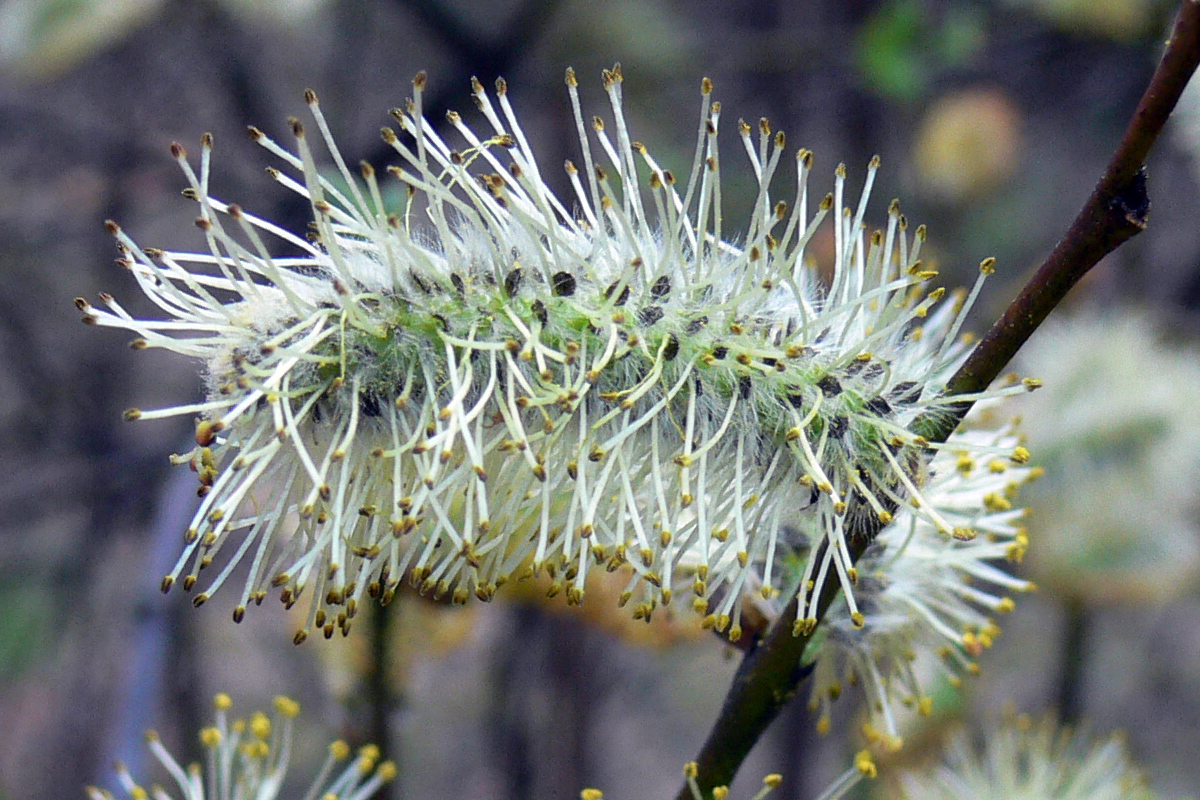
top-left (3, 0), bottom-right (1200, 797)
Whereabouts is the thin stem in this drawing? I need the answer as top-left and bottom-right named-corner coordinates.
top-left (675, 3), bottom-right (1200, 797)
top-left (925, 0), bottom-right (1200, 439)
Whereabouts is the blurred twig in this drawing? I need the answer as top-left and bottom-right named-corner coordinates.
top-left (1056, 597), bottom-right (1089, 724)
top-left (366, 601), bottom-right (399, 797)
top-left (361, 0), bottom-right (567, 167)
top-left (101, 463), bottom-right (201, 791)
top-left (392, 0), bottom-right (565, 74)
top-left (489, 605), bottom-right (595, 799)
top-left (676, 2), bottom-right (1200, 797)
top-left (778, 690), bottom-right (821, 800)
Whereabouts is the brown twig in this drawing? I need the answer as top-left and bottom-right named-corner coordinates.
top-left (674, 534), bottom-right (878, 800)
top-left (675, 3), bottom-right (1200, 797)
top-left (938, 0), bottom-right (1200, 413)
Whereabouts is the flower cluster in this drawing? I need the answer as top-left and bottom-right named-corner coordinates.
top-left (679, 752), bottom-right (874, 800)
top-left (577, 752), bottom-right (875, 800)
top-left (804, 413), bottom-right (1037, 748)
top-left (78, 64), bottom-right (1033, 642)
top-left (1015, 308), bottom-right (1200, 604)
top-left (898, 714), bottom-right (1156, 800)
top-left (86, 694), bottom-right (394, 800)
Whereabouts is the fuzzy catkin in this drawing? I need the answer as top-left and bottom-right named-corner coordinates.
top-left (78, 65), bottom-right (1032, 643)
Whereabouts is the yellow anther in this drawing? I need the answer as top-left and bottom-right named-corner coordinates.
top-left (273, 695), bottom-right (300, 718)
top-left (242, 740), bottom-right (269, 759)
top-left (250, 712), bottom-right (271, 739)
top-left (855, 749), bottom-right (878, 777)
top-left (984, 492), bottom-right (1011, 512)
top-left (793, 617), bottom-right (817, 636)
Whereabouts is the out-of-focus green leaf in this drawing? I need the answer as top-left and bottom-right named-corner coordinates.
top-left (29, 0), bottom-right (91, 40)
top-left (938, 7), bottom-right (986, 67)
top-left (855, 0), bottom-right (928, 102)
top-left (856, 3), bottom-right (989, 103)
top-left (0, 0), bottom-right (163, 79)
top-left (0, 583), bottom-right (53, 680)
